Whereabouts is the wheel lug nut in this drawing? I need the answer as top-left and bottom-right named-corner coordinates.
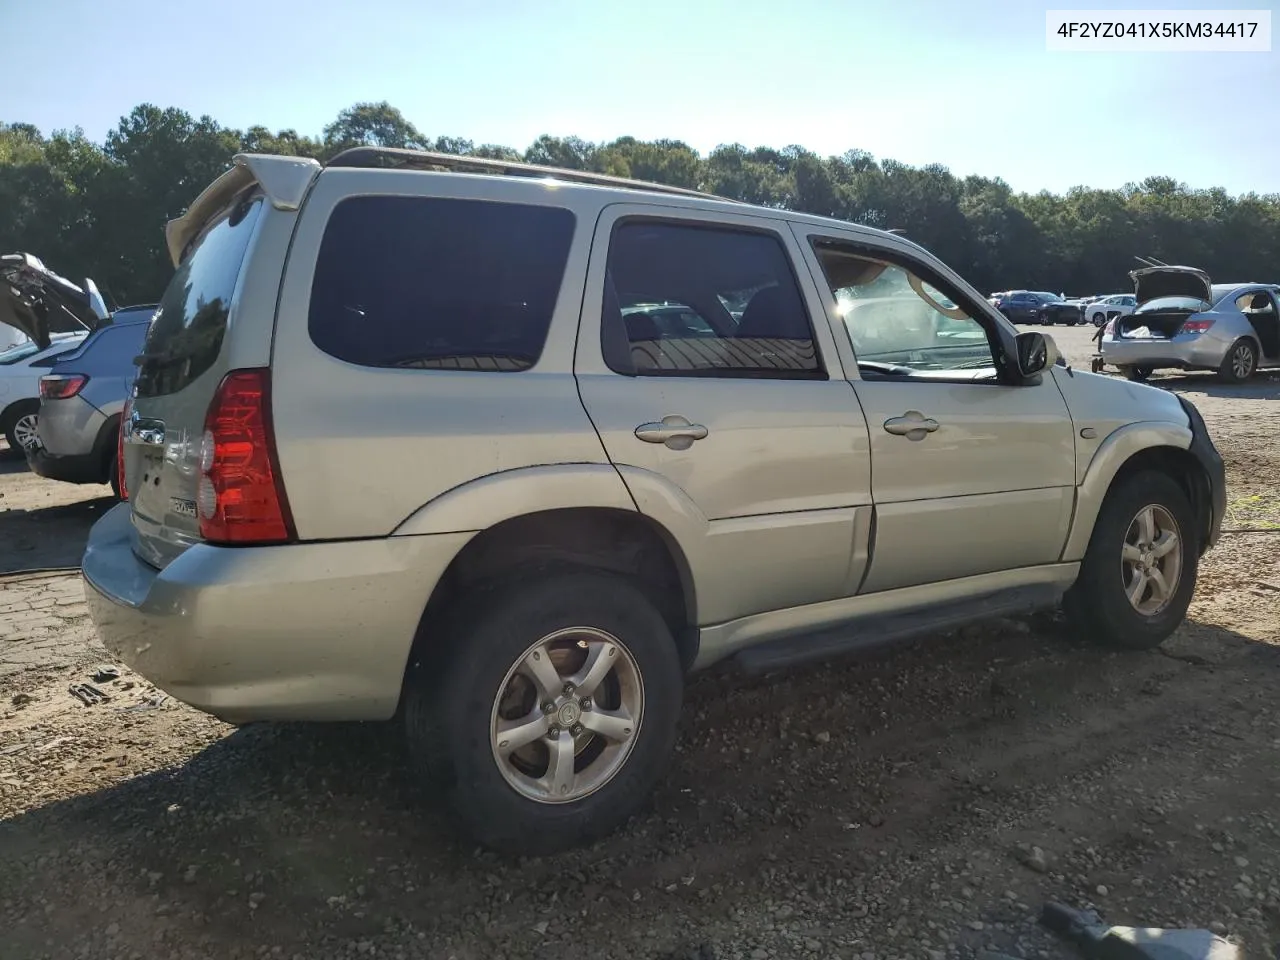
top-left (571, 724), bottom-right (584, 736)
top-left (548, 725), bottom-right (561, 738)
top-left (542, 702), bottom-right (555, 715)
top-left (562, 682), bottom-right (576, 696)
top-left (581, 699), bottom-right (592, 711)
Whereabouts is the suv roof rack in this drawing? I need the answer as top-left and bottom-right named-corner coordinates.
top-left (325, 146), bottom-right (742, 205)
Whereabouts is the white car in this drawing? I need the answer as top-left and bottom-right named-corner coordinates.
top-left (1087, 294), bottom-right (1137, 326)
top-left (0, 322), bottom-right (28, 352)
top-left (0, 333), bottom-right (88, 450)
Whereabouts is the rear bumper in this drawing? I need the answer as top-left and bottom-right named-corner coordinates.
top-left (1100, 335), bottom-right (1226, 370)
top-left (28, 396), bottom-right (113, 484)
top-left (36, 395), bottom-right (107, 457)
top-left (81, 503), bottom-right (473, 723)
top-left (26, 445), bottom-right (107, 485)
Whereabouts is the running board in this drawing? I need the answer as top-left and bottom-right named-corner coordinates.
top-left (732, 583), bottom-right (1062, 675)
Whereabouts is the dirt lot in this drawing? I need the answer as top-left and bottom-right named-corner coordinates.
top-left (3, 325), bottom-right (1280, 960)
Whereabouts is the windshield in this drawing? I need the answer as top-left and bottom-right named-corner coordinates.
top-left (1135, 295), bottom-right (1209, 314)
top-left (0, 341), bottom-right (40, 365)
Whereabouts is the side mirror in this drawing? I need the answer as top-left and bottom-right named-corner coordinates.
top-left (1014, 331), bottom-right (1060, 376)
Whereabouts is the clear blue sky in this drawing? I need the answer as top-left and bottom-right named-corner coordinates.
top-left (5, 0), bottom-right (1278, 195)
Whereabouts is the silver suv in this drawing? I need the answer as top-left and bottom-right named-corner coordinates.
top-left (82, 149), bottom-right (1226, 855)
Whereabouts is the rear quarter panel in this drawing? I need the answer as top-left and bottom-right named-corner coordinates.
top-left (75, 322), bottom-right (151, 416)
top-left (37, 395), bottom-right (106, 456)
top-left (269, 168), bottom-right (613, 541)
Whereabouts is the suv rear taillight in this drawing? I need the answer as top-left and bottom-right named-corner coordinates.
top-left (40, 374), bottom-right (88, 400)
top-left (198, 369), bottom-right (295, 545)
top-left (1104, 319), bottom-right (1116, 336)
top-left (1182, 319), bottom-right (1215, 334)
top-left (117, 396), bottom-right (130, 501)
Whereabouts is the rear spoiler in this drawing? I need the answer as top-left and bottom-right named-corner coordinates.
top-left (164, 154), bottom-right (321, 267)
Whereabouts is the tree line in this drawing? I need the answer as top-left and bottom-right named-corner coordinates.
top-left (3, 101), bottom-right (1278, 306)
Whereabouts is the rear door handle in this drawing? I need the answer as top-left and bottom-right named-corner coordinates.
top-left (635, 415), bottom-right (709, 451)
top-left (883, 411), bottom-right (939, 441)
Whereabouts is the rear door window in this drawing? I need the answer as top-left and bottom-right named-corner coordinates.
top-left (134, 193), bottom-right (262, 399)
top-left (307, 196), bottom-right (576, 372)
top-left (603, 221), bottom-right (823, 378)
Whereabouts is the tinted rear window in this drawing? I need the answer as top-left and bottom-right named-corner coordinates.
top-left (308, 196), bottom-right (575, 372)
top-left (134, 194), bottom-right (262, 398)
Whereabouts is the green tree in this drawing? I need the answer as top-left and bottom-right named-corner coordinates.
top-left (323, 101), bottom-right (427, 151)
top-left (4, 101), bottom-right (1280, 307)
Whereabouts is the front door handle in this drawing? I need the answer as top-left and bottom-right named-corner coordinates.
top-left (635, 415), bottom-right (709, 451)
top-left (883, 411), bottom-right (939, 441)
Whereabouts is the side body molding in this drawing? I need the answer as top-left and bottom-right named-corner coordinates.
top-left (1060, 420), bottom-right (1193, 561)
top-left (391, 463), bottom-right (638, 536)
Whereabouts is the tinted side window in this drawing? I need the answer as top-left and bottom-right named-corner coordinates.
top-left (135, 194), bottom-right (262, 399)
top-left (603, 221), bottom-right (822, 379)
top-left (309, 197), bottom-right (575, 372)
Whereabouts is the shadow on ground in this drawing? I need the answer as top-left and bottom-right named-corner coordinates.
top-left (2, 611), bottom-right (1277, 958)
top-left (1145, 368), bottom-right (1280, 399)
top-left (0, 494), bottom-right (114, 573)
top-left (0, 442), bottom-right (113, 572)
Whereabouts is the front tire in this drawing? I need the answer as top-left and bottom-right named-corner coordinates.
top-left (403, 570), bottom-right (684, 856)
top-left (1120, 365), bottom-right (1152, 382)
top-left (1218, 339), bottom-right (1257, 383)
top-left (1063, 471), bottom-right (1197, 650)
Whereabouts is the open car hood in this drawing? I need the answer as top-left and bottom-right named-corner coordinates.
top-left (1129, 265), bottom-right (1213, 306)
top-left (0, 252), bottom-right (109, 349)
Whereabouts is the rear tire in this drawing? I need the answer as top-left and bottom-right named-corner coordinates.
top-left (1063, 470), bottom-right (1197, 650)
top-left (1217, 339), bottom-right (1257, 383)
top-left (1, 400), bottom-right (40, 453)
top-left (403, 569), bottom-right (684, 856)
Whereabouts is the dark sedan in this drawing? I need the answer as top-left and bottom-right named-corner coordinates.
top-left (993, 290), bottom-right (1062, 323)
top-left (1039, 298), bottom-right (1089, 325)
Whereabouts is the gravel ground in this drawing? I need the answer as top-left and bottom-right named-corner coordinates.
top-left (2, 325), bottom-right (1279, 960)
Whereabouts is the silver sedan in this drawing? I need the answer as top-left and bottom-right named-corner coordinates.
top-left (1101, 266), bottom-right (1280, 382)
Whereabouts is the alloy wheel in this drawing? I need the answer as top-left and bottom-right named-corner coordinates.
top-left (1120, 504), bottom-right (1183, 616)
top-left (490, 626), bottom-right (644, 803)
top-left (1231, 343), bottom-right (1255, 380)
top-left (13, 413), bottom-right (38, 450)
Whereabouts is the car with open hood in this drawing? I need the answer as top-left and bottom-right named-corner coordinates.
top-left (1, 253), bottom-right (110, 451)
top-left (26, 303), bottom-right (157, 494)
top-left (1, 252), bottom-right (109, 349)
top-left (0, 332), bottom-right (88, 451)
top-left (1100, 265), bottom-right (1280, 382)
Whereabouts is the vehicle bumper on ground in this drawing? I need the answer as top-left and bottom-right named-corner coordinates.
top-left (81, 502), bottom-right (473, 723)
top-left (26, 444), bottom-right (107, 484)
top-left (1100, 334), bottom-right (1227, 371)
